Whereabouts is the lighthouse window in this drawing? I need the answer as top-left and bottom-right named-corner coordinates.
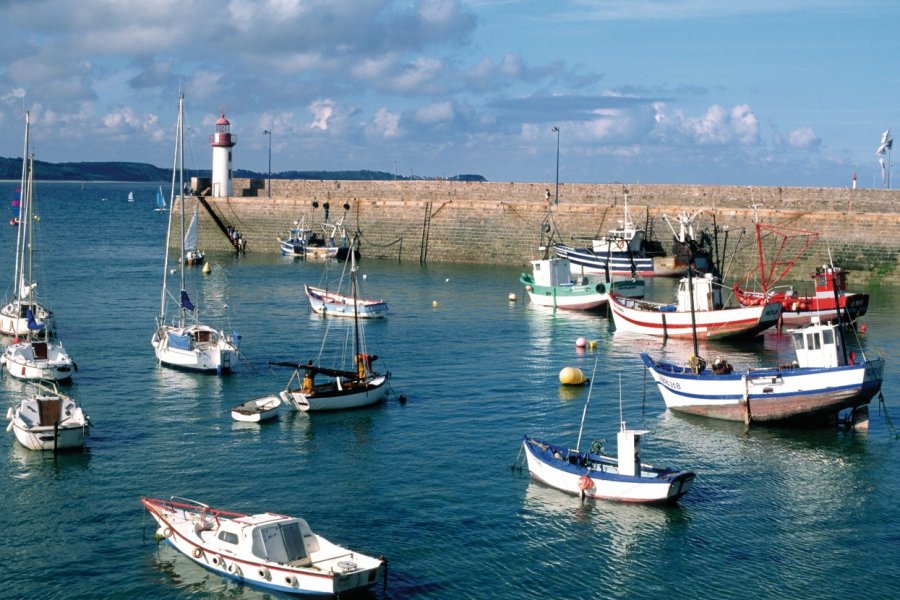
top-left (228, 151), bottom-right (232, 161)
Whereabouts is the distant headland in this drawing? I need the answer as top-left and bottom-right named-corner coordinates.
top-left (0, 156), bottom-right (486, 183)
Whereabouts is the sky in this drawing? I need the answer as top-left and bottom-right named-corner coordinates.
top-left (1, 0), bottom-right (899, 188)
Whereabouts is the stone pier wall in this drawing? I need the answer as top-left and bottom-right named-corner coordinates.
top-left (184, 180), bottom-right (900, 285)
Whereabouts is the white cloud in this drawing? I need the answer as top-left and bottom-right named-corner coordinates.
top-left (652, 102), bottom-right (760, 146)
top-left (787, 127), bottom-right (821, 150)
top-left (372, 107), bottom-right (401, 138)
top-left (415, 101), bottom-right (455, 125)
top-left (309, 99), bottom-right (335, 131)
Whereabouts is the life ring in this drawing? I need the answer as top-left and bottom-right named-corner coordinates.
top-left (192, 547), bottom-right (203, 559)
top-left (161, 527), bottom-right (173, 538)
top-left (578, 474), bottom-right (594, 490)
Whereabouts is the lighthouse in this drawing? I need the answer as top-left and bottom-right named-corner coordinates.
top-left (209, 111), bottom-right (236, 197)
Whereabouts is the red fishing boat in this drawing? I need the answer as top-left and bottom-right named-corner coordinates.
top-left (732, 223), bottom-right (869, 326)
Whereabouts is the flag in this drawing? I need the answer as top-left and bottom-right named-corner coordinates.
top-left (877, 128), bottom-right (893, 155)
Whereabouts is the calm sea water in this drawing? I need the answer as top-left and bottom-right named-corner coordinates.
top-left (1, 182), bottom-right (899, 600)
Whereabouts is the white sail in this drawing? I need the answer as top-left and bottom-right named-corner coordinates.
top-left (184, 204), bottom-right (199, 252)
top-left (155, 186), bottom-right (168, 211)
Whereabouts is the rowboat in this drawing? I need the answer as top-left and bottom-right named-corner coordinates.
top-left (140, 496), bottom-right (386, 596)
top-left (230, 396), bottom-right (280, 423)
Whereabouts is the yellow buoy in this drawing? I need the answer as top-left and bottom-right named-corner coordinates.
top-left (203, 262), bottom-right (212, 274)
top-left (432, 300), bottom-right (439, 308)
top-left (587, 340), bottom-right (598, 350)
top-left (559, 367), bottom-right (587, 386)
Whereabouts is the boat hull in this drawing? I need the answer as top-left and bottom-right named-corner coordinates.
top-left (151, 325), bottom-right (237, 374)
top-left (641, 353), bottom-right (885, 423)
top-left (281, 374), bottom-right (389, 411)
top-left (522, 436), bottom-right (694, 503)
top-left (231, 396), bottom-right (280, 422)
top-left (519, 274), bottom-right (608, 309)
top-left (305, 285), bottom-right (388, 318)
top-left (2, 340), bottom-right (75, 381)
top-left (7, 393), bottom-right (89, 451)
top-left (554, 244), bottom-right (683, 277)
top-left (735, 289), bottom-right (869, 326)
top-left (609, 294), bottom-right (781, 339)
top-left (0, 302), bottom-right (55, 337)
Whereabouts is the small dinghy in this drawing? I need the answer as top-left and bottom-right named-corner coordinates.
top-left (140, 496), bottom-right (386, 596)
top-left (231, 395), bottom-right (281, 423)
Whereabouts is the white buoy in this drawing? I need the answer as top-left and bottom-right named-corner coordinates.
top-left (508, 293), bottom-right (516, 302)
top-left (559, 367), bottom-right (587, 386)
top-left (362, 274), bottom-right (367, 280)
top-left (575, 337), bottom-right (587, 348)
top-left (445, 278), bottom-right (450, 282)
top-left (432, 300), bottom-right (439, 307)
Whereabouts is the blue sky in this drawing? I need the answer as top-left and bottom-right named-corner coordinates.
top-left (1, 0), bottom-right (898, 187)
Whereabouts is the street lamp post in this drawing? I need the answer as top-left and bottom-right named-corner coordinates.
top-left (552, 126), bottom-right (559, 205)
top-left (263, 129), bottom-right (272, 198)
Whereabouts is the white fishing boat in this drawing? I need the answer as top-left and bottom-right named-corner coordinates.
top-left (522, 372), bottom-right (695, 504)
top-left (609, 272), bottom-right (782, 340)
top-left (5, 382), bottom-right (89, 451)
top-left (151, 94), bottom-right (239, 374)
top-left (277, 236), bottom-right (390, 411)
top-left (641, 315), bottom-right (884, 425)
top-left (231, 395), bottom-right (281, 423)
top-left (155, 185), bottom-right (168, 212)
top-left (520, 255), bottom-right (609, 310)
top-left (140, 496), bottom-right (386, 596)
top-left (183, 202), bottom-right (205, 266)
top-left (278, 217), bottom-right (310, 258)
top-left (0, 112), bottom-right (55, 337)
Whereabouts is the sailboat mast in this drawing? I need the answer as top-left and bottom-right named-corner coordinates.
top-left (26, 155), bottom-right (35, 315)
top-left (158, 98), bottom-right (180, 323)
top-left (351, 236), bottom-right (361, 366)
top-left (12, 112), bottom-right (30, 307)
top-left (177, 94), bottom-right (187, 325)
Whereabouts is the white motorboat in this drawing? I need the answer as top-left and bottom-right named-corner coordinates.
top-left (6, 382), bottom-right (90, 451)
top-left (2, 337), bottom-right (76, 381)
top-left (141, 496), bottom-right (386, 596)
top-left (151, 94), bottom-right (239, 374)
top-left (231, 396), bottom-right (281, 423)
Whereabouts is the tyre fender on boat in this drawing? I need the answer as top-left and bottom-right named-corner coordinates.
top-left (192, 547), bottom-right (203, 559)
top-left (228, 562), bottom-right (242, 576)
top-left (284, 575), bottom-right (299, 588)
top-left (258, 566), bottom-right (271, 580)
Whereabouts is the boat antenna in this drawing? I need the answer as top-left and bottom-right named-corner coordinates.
top-left (618, 372), bottom-right (625, 431)
top-left (575, 356), bottom-right (600, 452)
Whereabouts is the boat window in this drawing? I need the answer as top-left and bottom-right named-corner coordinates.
top-left (251, 522), bottom-right (308, 564)
top-left (792, 332), bottom-right (805, 350)
top-left (218, 531), bottom-right (239, 545)
top-left (806, 332), bottom-right (821, 350)
top-left (822, 329), bottom-right (834, 345)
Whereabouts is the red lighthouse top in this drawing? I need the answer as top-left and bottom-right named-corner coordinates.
top-left (210, 111), bottom-right (236, 147)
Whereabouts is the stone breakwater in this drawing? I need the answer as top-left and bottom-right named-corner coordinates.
top-left (188, 179), bottom-right (900, 285)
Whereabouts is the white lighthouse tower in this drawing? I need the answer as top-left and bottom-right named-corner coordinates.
top-left (209, 111), bottom-right (236, 197)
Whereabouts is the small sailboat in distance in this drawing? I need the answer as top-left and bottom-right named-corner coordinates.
top-left (155, 185), bottom-right (168, 212)
top-left (127, 191), bottom-right (134, 202)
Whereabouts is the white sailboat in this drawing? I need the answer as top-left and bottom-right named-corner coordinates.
top-left (127, 191), bottom-right (134, 202)
top-left (277, 235), bottom-right (390, 411)
top-left (150, 94), bottom-right (239, 374)
top-left (6, 382), bottom-right (90, 451)
top-left (155, 185), bottom-right (168, 212)
top-left (0, 111), bottom-right (55, 337)
top-left (1, 115), bottom-right (76, 382)
top-left (183, 203), bottom-right (205, 265)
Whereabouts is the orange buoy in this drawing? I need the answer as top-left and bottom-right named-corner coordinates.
top-left (578, 474), bottom-right (594, 490)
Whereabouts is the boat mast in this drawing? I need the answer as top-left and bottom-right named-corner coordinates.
top-left (12, 112), bottom-right (30, 311)
top-left (575, 357), bottom-right (600, 452)
top-left (177, 94), bottom-right (187, 326)
top-left (158, 97), bottom-right (180, 325)
top-left (25, 155), bottom-right (35, 318)
top-left (351, 234), bottom-right (361, 373)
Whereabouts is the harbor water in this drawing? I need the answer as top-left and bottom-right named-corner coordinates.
top-left (1, 182), bottom-right (899, 599)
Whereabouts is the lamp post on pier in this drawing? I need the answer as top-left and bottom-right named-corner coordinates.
top-left (263, 129), bottom-right (272, 198)
top-left (552, 126), bottom-right (559, 205)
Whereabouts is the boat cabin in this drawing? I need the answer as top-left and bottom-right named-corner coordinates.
top-left (214, 513), bottom-right (320, 567)
top-left (790, 316), bottom-right (846, 369)
top-left (530, 257), bottom-right (578, 287)
top-left (616, 425), bottom-right (649, 477)
top-left (676, 273), bottom-right (723, 311)
top-left (813, 266), bottom-right (848, 299)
